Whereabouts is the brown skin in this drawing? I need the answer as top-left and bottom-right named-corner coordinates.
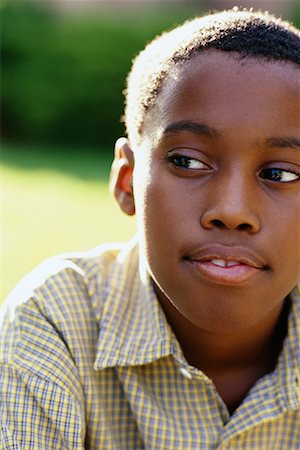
top-left (111, 51), bottom-right (300, 413)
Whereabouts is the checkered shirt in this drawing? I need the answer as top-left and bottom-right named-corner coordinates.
top-left (1, 239), bottom-right (300, 449)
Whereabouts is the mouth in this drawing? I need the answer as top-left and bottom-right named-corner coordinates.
top-left (184, 245), bottom-right (267, 286)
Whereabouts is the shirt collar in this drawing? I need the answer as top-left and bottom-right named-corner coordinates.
top-left (94, 239), bottom-right (182, 370)
top-left (275, 284), bottom-right (300, 410)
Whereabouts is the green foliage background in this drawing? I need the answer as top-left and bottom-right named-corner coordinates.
top-left (1, 2), bottom-right (203, 149)
top-left (1, 1), bottom-right (205, 300)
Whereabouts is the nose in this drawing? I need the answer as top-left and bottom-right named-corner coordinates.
top-left (200, 171), bottom-right (261, 233)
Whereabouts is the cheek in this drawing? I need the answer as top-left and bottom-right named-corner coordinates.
top-left (135, 171), bottom-right (187, 261)
top-left (269, 207), bottom-right (300, 289)
top-left (284, 230), bottom-right (300, 279)
top-left (144, 173), bottom-right (193, 232)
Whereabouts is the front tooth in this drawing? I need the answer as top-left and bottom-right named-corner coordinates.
top-left (226, 261), bottom-right (240, 267)
top-left (211, 259), bottom-right (226, 267)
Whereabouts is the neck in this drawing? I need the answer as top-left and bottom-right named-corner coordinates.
top-left (156, 287), bottom-right (289, 376)
top-left (156, 287), bottom-right (289, 413)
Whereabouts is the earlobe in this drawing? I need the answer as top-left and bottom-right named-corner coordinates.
top-left (110, 137), bottom-right (135, 216)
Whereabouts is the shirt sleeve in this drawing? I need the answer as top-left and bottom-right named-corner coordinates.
top-left (0, 268), bottom-right (88, 450)
top-left (1, 364), bottom-right (85, 449)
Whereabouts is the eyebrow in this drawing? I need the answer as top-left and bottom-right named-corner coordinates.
top-left (163, 121), bottom-right (221, 139)
top-left (266, 136), bottom-right (300, 150)
top-left (162, 121), bottom-right (300, 150)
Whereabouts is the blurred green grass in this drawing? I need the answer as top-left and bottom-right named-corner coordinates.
top-left (1, 144), bottom-right (136, 302)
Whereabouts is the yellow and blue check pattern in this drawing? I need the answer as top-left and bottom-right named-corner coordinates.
top-left (1, 239), bottom-right (300, 449)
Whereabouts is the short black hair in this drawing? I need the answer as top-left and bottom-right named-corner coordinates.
top-left (124, 8), bottom-right (300, 146)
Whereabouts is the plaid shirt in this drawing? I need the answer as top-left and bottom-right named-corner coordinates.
top-left (1, 239), bottom-right (300, 449)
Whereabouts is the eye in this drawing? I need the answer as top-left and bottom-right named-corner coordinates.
top-left (259, 168), bottom-right (300, 183)
top-left (167, 153), bottom-right (209, 170)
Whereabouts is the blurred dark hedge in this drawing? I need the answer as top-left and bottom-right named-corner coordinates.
top-left (1, 2), bottom-right (201, 150)
top-left (1, 1), bottom-right (299, 151)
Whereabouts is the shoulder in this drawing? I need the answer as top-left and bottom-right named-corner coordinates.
top-left (0, 242), bottom-right (130, 378)
top-left (1, 242), bottom-right (123, 320)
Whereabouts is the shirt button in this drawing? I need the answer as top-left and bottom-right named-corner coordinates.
top-left (179, 367), bottom-right (193, 380)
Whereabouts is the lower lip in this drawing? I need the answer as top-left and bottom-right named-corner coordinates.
top-left (185, 260), bottom-right (262, 285)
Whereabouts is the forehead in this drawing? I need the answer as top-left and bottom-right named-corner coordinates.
top-left (142, 51), bottom-right (300, 145)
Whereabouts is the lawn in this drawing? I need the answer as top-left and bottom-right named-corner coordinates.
top-left (1, 144), bottom-right (136, 301)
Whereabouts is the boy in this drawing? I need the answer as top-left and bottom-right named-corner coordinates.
top-left (1, 8), bottom-right (300, 449)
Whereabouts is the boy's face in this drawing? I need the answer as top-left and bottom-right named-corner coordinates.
top-left (119, 51), bottom-right (300, 333)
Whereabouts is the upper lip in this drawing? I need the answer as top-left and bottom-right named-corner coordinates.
top-left (184, 244), bottom-right (266, 269)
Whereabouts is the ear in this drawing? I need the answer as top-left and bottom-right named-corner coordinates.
top-left (109, 137), bottom-right (135, 216)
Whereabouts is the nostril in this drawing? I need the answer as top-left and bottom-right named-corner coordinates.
top-left (211, 219), bottom-right (227, 229)
top-left (237, 223), bottom-right (252, 231)
top-left (209, 220), bottom-right (253, 231)
top-left (201, 208), bottom-right (260, 233)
